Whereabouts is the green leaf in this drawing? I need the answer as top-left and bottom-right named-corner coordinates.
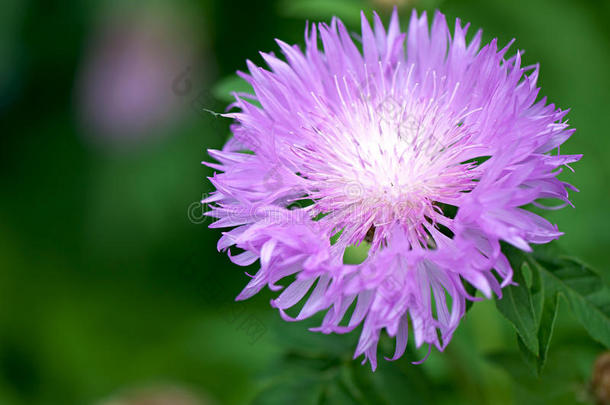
top-left (495, 257), bottom-right (541, 356)
top-left (533, 244), bottom-right (610, 348)
top-left (532, 288), bottom-right (560, 373)
top-left (495, 242), bottom-right (610, 375)
top-left (515, 335), bottom-right (538, 375)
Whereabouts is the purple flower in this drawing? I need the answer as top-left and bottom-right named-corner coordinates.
top-left (204, 9), bottom-right (580, 370)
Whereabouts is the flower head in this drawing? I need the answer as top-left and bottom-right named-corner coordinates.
top-left (205, 9), bottom-right (580, 369)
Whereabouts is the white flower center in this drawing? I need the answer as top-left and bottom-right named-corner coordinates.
top-left (296, 77), bottom-right (479, 254)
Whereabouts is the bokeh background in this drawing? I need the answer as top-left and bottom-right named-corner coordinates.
top-left (1, 0), bottom-right (609, 404)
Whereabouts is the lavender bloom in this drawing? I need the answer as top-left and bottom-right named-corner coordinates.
top-left (204, 9), bottom-right (580, 370)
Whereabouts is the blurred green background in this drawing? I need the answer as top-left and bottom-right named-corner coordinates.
top-left (1, 0), bottom-right (609, 404)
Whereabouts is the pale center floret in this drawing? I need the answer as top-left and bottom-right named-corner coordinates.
top-left (305, 91), bottom-right (475, 254)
